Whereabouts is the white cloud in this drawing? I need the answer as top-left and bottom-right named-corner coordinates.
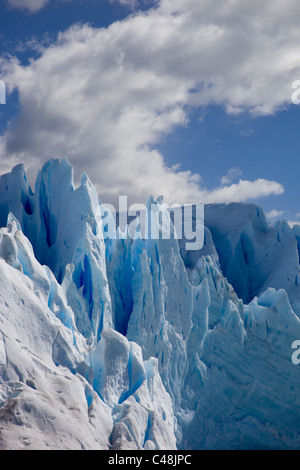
top-left (203, 179), bottom-right (284, 204)
top-left (109, 0), bottom-right (137, 6)
top-left (6, 0), bottom-right (50, 13)
top-left (6, 0), bottom-right (74, 13)
top-left (287, 220), bottom-right (300, 228)
top-left (266, 209), bottom-right (286, 220)
top-left (266, 209), bottom-right (300, 228)
top-left (240, 129), bottom-right (254, 138)
top-left (2, 0), bottom-right (297, 204)
top-left (6, 0), bottom-right (154, 14)
top-left (110, 0), bottom-right (158, 8)
top-left (220, 168), bottom-right (243, 186)
top-left (286, 212), bottom-right (300, 227)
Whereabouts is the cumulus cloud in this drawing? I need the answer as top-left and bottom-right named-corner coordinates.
top-left (6, 0), bottom-right (74, 13)
top-left (287, 220), bottom-right (300, 228)
top-left (109, 0), bottom-right (137, 6)
top-left (6, 0), bottom-right (153, 14)
top-left (266, 209), bottom-right (300, 228)
top-left (204, 179), bottom-right (284, 204)
top-left (110, 0), bottom-right (158, 8)
top-left (266, 209), bottom-right (286, 221)
top-left (2, 0), bottom-right (298, 204)
top-left (287, 211), bottom-right (300, 228)
top-left (220, 168), bottom-right (243, 186)
top-left (6, 0), bottom-right (50, 13)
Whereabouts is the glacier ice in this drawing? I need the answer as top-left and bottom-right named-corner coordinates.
top-left (0, 158), bottom-right (299, 450)
top-left (204, 203), bottom-right (300, 314)
top-left (0, 229), bottom-right (175, 449)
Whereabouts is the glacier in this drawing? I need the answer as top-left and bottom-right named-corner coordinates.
top-left (0, 157), bottom-right (299, 450)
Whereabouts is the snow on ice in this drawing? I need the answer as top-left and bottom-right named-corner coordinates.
top-left (0, 158), bottom-right (299, 450)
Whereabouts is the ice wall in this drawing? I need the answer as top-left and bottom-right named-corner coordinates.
top-left (0, 159), bottom-right (300, 450)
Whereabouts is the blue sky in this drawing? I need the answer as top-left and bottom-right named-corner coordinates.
top-left (0, 0), bottom-right (300, 224)
top-left (159, 105), bottom-right (300, 221)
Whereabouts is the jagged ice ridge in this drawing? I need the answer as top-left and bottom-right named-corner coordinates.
top-left (0, 158), bottom-right (299, 450)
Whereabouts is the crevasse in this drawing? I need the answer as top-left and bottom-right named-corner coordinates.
top-left (0, 158), bottom-right (299, 450)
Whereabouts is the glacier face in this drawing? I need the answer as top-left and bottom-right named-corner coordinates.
top-left (0, 158), bottom-right (299, 450)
